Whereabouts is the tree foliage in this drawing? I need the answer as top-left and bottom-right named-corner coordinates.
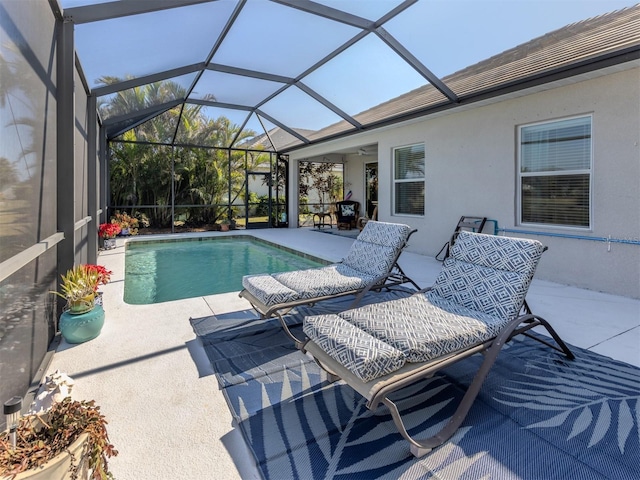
top-left (101, 77), bottom-right (277, 228)
top-left (299, 161), bottom-right (343, 212)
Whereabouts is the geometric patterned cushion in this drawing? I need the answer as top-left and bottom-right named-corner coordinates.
top-left (302, 232), bottom-right (547, 382)
top-left (430, 232), bottom-right (545, 322)
top-left (352, 220), bottom-right (413, 251)
top-left (340, 204), bottom-right (355, 217)
top-left (242, 221), bottom-right (413, 307)
top-left (341, 241), bottom-right (397, 279)
top-left (274, 264), bottom-right (376, 300)
top-left (242, 274), bottom-right (298, 306)
top-left (303, 314), bottom-right (406, 382)
top-left (242, 264), bottom-right (377, 307)
top-left (449, 231), bottom-right (545, 275)
top-left (339, 292), bottom-right (508, 363)
top-left (342, 221), bottom-right (413, 277)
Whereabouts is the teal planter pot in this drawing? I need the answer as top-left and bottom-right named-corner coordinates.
top-left (59, 305), bottom-right (105, 344)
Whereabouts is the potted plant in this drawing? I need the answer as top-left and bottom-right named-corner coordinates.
top-left (98, 223), bottom-right (120, 250)
top-left (220, 219), bottom-right (231, 232)
top-left (0, 397), bottom-right (118, 479)
top-left (110, 211), bottom-right (138, 236)
top-left (52, 266), bottom-right (100, 315)
top-left (51, 265), bottom-right (112, 343)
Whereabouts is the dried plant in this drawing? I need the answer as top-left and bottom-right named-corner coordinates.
top-left (0, 398), bottom-right (118, 479)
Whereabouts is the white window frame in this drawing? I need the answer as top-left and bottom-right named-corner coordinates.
top-left (392, 143), bottom-right (425, 217)
top-left (517, 115), bottom-right (593, 229)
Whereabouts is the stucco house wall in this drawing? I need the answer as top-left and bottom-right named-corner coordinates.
top-left (290, 67), bottom-right (640, 298)
top-left (343, 154), bottom-right (369, 210)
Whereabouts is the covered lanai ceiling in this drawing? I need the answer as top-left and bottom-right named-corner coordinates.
top-left (59, 0), bottom-right (640, 153)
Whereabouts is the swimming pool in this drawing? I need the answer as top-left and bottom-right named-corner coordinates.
top-left (124, 236), bottom-right (328, 305)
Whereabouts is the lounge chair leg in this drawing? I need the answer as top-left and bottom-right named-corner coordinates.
top-left (326, 372), bottom-right (340, 383)
top-left (379, 314), bottom-right (574, 458)
top-left (409, 445), bottom-right (433, 458)
top-left (537, 316), bottom-right (575, 359)
top-left (275, 313), bottom-right (306, 349)
top-left (382, 397), bottom-right (442, 457)
top-left (393, 263), bottom-right (421, 291)
top-left (380, 341), bottom-right (508, 457)
top-left (508, 313), bottom-right (574, 360)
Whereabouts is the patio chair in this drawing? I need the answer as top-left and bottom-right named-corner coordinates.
top-left (239, 221), bottom-right (420, 347)
top-left (435, 215), bottom-right (487, 261)
top-left (301, 231), bottom-right (574, 457)
top-left (336, 200), bottom-right (360, 230)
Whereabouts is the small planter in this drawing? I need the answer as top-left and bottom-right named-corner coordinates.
top-left (12, 431), bottom-right (91, 480)
top-left (2, 398), bottom-right (117, 479)
top-left (94, 291), bottom-right (103, 307)
top-left (59, 305), bottom-right (105, 344)
top-left (220, 223), bottom-right (230, 232)
top-left (119, 227), bottom-right (130, 236)
top-left (100, 237), bottom-right (116, 250)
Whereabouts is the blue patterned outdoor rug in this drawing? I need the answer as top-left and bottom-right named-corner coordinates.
top-left (190, 291), bottom-right (640, 479)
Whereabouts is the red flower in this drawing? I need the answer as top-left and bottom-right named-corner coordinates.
top-left (83, 264), bottom-right (112, 289)
top-left (99, 223), bottom-right (121, 239)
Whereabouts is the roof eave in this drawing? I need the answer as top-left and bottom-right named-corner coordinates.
top-left (280, 46), bottom-right (640, 154)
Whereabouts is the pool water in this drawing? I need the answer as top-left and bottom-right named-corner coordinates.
top-left (124, 237), bottom-right (327, 304)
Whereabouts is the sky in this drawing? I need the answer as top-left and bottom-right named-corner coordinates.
top-left (60, 0), bottom-right (637, 132)
top-left (71, 0), bottom-right (640, 80)
top-left (1, 0), bottom-right (634, 172)
top-left (21, 0), bottom-right (640, 136)
top-left (385, 0), bottom-right (639, 78)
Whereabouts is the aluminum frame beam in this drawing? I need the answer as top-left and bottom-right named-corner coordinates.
top-left (173, 0), bottom-right (247, 144)
top-left (64, 0), bottom-right (217, 24)
top-left (92, 63), bottom-right (205, 97)
top-left (255, 109), bottom-right (309, 145)
top-left (56, 18), bottom-right (76, 311)
top-left (63, 0), bottom-right (637, 158)
top-left (65, 0), bottom-right (451, 148)
top-left (375, 27), bottom-right (458, 103)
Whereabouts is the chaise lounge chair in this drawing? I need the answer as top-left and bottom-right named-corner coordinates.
top-left (239, 221), bottom-right (419, 347)
top-left (435, 215), bottom-right (487, 261)
top-left (301, 231), bottom-right (574, 457)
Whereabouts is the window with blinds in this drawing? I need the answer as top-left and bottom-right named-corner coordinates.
top-left (518, 116), bottom-right (592, 228)
top-left (393, 143), bottom-right (425, 216)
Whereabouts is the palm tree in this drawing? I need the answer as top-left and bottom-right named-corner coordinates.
top-left (100, 76), bottom-right (272, 229)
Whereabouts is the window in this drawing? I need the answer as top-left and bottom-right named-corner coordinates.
top-left (518, 116), bottom-right (591, 228)
top-left (393, 144), bottom-right (425, 216)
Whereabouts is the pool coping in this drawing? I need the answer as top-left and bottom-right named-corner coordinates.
top-left (122, 232), bottom-right (332, 305)
top-left (124, 233), bottom-right (332, 264)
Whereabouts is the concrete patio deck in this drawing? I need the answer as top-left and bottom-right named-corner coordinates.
top-left (45, 228), bottom-right (639, 480)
